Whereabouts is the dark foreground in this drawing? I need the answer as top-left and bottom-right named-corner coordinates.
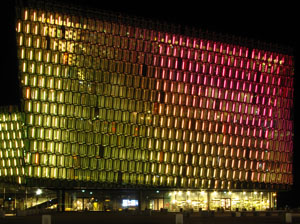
top-left (1, 210), bottom-right (300, 224)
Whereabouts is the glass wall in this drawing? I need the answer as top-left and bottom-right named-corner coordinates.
top-left (0, 185), bottom-right (278, 212)
top-left (0, 2), bottom-right (294, 192)
top-left (151, 190), bottom-right (276, 212)
top-left (0, 184), bottom-right (57, 213)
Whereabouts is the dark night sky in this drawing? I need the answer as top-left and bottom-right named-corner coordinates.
top-left (70, 1), bottom-right (298, 47)
top-left (1, 0), bottom-right (299, 207)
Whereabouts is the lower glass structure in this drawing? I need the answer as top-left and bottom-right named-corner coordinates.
top-left (162, 190), bottom-right (276, 211)
top-left (0, 184), bottom-right (276, 212)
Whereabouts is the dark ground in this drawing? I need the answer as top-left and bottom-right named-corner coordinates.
top-left (1, 211), bottom-right (300, 224)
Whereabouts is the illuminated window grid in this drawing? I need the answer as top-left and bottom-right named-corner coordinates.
top-left (0, 112), bottom-right (25, 184)
top-left (9, 7), bottom-right (294, 188)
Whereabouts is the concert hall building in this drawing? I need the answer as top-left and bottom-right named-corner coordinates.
top-left (0, 0), bottom-right (294, 212)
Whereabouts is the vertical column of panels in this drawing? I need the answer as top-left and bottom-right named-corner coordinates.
top-left (0, 111), bottom-right (25, 184)
top-left (15, 7), bottom-right (294, 188)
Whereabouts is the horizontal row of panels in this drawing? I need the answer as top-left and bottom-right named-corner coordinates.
top-left (23, 111), bottom-right (292, 133)
top-left (16, 48), bottom-right (293, 88)
top-left (1, 138), bottom-right (291, 163)
top-left (0, 119), bottom-right (292, 154)
top-left (17, 63), bottom-right (294, 105)
top-left (20, 127), bottom-right (291, 152)
top-left (20, 89), bottom-right (293, 125)
top-left (1, 149), bottom-right (292, 170)
top-left (0, 166), bottom-right (293, 186)
top-left (15, 35), bottom-right (293, 79)
top-left (21, 99), bottom-right (292, 131)
top-left (20, 79), bottom-right (293, 110)
top-left (16, 15), bottom-right (293, 67)
top-left (23, 152), bottom-right (293, 173)
top-left (18, 73), bottom-right (293, 104)
top-left (21, 109), bottom-right (293, 145)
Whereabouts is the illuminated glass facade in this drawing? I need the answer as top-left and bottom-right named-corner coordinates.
top-left (0, 108), bottom-right (25, 184)
top-left (0, 2), bottom-right (294, 211)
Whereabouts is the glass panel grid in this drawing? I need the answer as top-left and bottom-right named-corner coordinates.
top-left (0, 5), bottom-right (294, 190)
